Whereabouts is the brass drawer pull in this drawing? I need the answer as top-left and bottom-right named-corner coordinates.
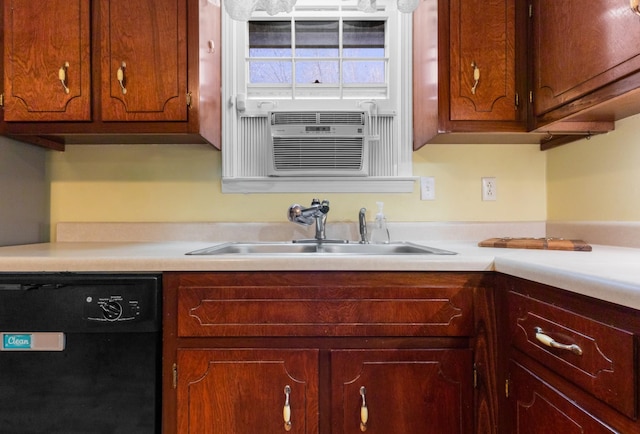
top-left (283, 385), bottom-right (292, 431)
top-left (471, 61), bottom-right (480, 95)
top-left (58, 62), bottom-right (70, 94)
top-left (359, 386), bottom-right (368, 432)
top-left (632, 0), bottom-right (640, 16)
top-left (534, 327), bottom-right (583, 356)
top-left (117, 61), bottom-right (127, 95)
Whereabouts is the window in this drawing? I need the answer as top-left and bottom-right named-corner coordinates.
top-left (222, 0), bottom-right (415, 193)
top-left (247, 19), bottom-right (387, 97)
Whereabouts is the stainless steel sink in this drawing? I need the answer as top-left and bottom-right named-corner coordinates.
top-left (186, 241), bottom-right (457, 256)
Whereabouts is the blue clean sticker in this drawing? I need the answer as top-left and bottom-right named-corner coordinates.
top-left (3, 334), bottom-right (32, 350)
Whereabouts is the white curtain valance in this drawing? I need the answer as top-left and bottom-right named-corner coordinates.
top-left (217, 0), bottom-right (420, 21)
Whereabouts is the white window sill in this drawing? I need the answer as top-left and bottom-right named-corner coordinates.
top-left (222, 177), bottom-right (417, 193)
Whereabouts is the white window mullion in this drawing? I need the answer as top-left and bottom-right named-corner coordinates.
top-left (291, 16), bottom-right (297, 99)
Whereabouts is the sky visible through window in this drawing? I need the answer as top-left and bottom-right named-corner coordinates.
top-left (248, 20), bottom-right (386, 86)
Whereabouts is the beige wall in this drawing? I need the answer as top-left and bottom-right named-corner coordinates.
top-left (547, 112), bottom-right (640, 221)
top-left (48, 143), bottom-right (547, 238)
top-left (41, 110), bottom-right (640, 238)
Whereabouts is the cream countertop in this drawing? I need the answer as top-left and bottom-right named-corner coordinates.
top-left (0, 241), bottom-right (496, 273)
top-left (0, 240), bottom-right (639, 311)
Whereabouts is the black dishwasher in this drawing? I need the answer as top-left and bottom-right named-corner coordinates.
top-left (0, 273), bottom-right (161, 434)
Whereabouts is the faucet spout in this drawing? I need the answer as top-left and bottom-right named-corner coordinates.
top-left (315, 213), bottom-right (328, 241)
top-left (288, 199), bottom-right (330, 240)
top-left (358, 208), bottom-right (368, 243)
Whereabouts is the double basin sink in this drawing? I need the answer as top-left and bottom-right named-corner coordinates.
top-left (187, 241), bottom-right (457, 256)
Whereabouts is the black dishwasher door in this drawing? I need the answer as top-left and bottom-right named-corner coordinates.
top-left (0, 273), bottom-right (161, 434)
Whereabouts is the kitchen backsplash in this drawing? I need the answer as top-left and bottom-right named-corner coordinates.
top-left (56, 221), bottom-right (640, 249)
top-left (56, 221), bottom-right (546, 243)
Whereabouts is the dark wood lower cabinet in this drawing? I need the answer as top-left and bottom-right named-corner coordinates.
top-left (508, 360), bottom-right (617, 434)
top-left (163, 271), bottom-right (493, 434)
top-left (331, 349), bottom-right (473, 433)
top-left (500, 275), bottom-right (640, 434)
top-left (164, 271), bottom-right (640, 433)
top-left (177, 349), bottom-right (319, 434)
top-left (175, 348), bottom-right (473, 434)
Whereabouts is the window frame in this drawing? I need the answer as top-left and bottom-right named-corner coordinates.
top-left (221, 0), bottom-right (416, 193)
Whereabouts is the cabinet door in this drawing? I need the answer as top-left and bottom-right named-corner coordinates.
top-left (177, 349), bottom-right (319, 434)
top-left (3, 0), bottom-right (91, 121)
top-left (449, 0), bottom-right (519, 122)
top-left (331, 349), bottom-right (473, 434)
top-left (99, 0), bottom-right (188, 121)
top-left (508, 361), bottom-right (617, 434)
top-left (532, 0), bottom-right (640, 118)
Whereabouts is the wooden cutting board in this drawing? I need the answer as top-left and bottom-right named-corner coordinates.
top-left (478, 237), bottom-right (592, 251)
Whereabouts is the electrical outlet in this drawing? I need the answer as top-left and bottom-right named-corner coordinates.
top-left (482, 177), bottom-right (497, 201)
top-left (420, 176), bottom-right (435, 200)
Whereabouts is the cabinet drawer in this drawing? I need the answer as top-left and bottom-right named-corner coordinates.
top-left (177, 273), bottom-right (475, 338)
top-left (509, 360), bottom-right (617, 433)
top-left (508, 291), bottom-right (636, 418)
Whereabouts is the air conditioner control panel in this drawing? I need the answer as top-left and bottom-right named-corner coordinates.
top-left (271, 124), bottom-right (364, 136)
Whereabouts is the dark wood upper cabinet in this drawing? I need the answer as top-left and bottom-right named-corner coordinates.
top-left (7, 1), bottom-right (640, 151)
top-left (531, 0), bottom-right (640, 130)
top-left (414, 0), bottom-right (530, 149)
top-left (412, 0), bottom-right (640, 149)
top-left (0, 0), bottom-right (221, 150)
top-left (99, 0), bottom-right (187, 122)
top-left (2, 0), bottom-right (91, 122)
top-left (448, 0), bottom-right (520, 123)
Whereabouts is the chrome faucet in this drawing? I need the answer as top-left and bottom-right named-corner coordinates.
top-left (358, 208), bottom-right (368, 243)
top-left (288, 199), bottom-right (331, 241)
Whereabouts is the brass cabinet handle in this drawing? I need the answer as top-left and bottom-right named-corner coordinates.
top-left (359, 386), bottom-right (368, 432)
top-left (534, 327), bottom-right (583, 356)
top-left (117, 61), bottom-right (127, 95)
top-left (283, 385), bottom-right (292, 431)
top-left (58, 62), bottom-right (70, 94)
top-left (471, 61), bottom-right (480, 95)
top-left (632, 0), bottom-right (640, 15)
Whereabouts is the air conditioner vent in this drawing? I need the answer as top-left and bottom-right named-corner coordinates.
top-left (269, 111), bottom-right (368, 176)
top-left (272, 137), bottom-right (365, 170)
top-left (271, 112), bottom-right (319, 125)
top-left (318, 111), bottom-right (365, 125)
top-left (271, 111), bottom-right (366, 126)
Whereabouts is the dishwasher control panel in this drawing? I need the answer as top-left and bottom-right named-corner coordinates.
top-left (84, 294), bottom-right (142, 322)
top-left (0, 274), bottom-right (161, 332)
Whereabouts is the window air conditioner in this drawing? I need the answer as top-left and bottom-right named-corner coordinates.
top-left (269, 111), bottom-right (369, 177)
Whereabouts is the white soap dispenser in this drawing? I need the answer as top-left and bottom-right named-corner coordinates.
top-left (369, 202), bottom-right (390, 244)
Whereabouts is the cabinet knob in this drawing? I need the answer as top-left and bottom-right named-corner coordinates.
top-left (58, 62), bottom-right (70, 94)
top-left (632, 0), bottom-right (640, 16)
top-left (283, 385), bottom-right (292, 431)
top-left (359, 386), bottom-right (368, 432)
top-left (117, 61), bottom-right (128, 95)
top-left (471, 61), bottom-right (481, 95)
top-left (534, 327), bottom-right (583, 356)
